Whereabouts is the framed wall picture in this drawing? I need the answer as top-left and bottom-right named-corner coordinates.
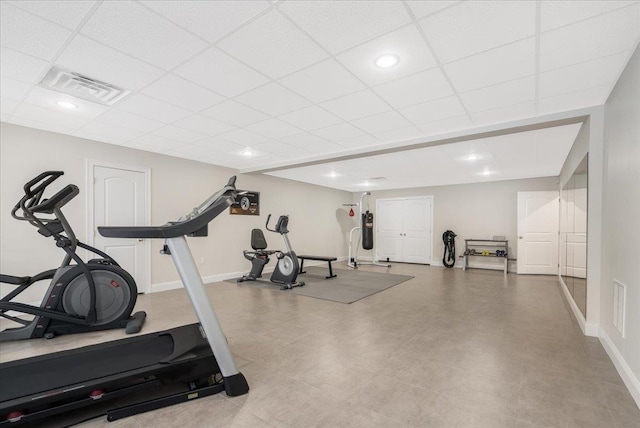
top-left (230, 191), bottom-right (260, 215)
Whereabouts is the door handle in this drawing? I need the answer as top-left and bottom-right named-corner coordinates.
top-left (138, 239), bottom-right (144, 242)
top-left (519, 236), bottom-right (523, 239)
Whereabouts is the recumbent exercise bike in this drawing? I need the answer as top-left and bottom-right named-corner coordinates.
top-left (237, 214), bottom-right (304, 290)
top-left (0, 171), bottom-right (146, 341)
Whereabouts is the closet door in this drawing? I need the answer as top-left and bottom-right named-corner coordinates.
top-left (402, 198), bottom-right (431, 264)
top-left (376, 199), bottom-right (404, 262)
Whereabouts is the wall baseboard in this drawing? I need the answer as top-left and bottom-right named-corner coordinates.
top-left (599, 327), bottom-right (640, 408)
top-left (150, 257), bottom-right (348, 293)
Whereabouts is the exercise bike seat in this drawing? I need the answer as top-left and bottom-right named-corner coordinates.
top-left (250, 229), bottom-right (268, 251)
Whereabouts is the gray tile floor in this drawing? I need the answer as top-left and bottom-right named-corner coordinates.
top-left (1, 263), bottom-right (639, 427)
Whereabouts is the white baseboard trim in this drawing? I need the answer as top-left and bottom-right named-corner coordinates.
top-left (152, 270), bottom-right (248, 293)
top-left (599, 327), bottom-right (640, 408)
top-left (150, 256), bottom-right (349, 293)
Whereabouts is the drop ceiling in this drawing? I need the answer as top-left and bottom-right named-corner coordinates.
top-left (1, 1), bottom-right (638, 191)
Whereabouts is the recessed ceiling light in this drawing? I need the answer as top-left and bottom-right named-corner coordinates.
top-left (479, 169), bottom-right (494, 176)
top-left (374, 54), bottom-right (399, 69)
top-left (327, 171), bottom-right (340, 178)
top-left (56, 100), bottom-right (77, 109)
top-left (466, 154), bottom-right (480, 161)
top-left (241, 148), bottom-right (254, 157)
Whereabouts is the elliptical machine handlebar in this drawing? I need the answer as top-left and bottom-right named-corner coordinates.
top-left (265, 214), bottom-right (275, 232)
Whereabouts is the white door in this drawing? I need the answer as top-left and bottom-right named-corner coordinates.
top-left (91, 165), bottom-right (149, 292)
top-left (402, 198), bottom-right (431, 264)
top-left (377, 199), bottom-right (403, 262)
top-left (377, 197), bottom-right (432, 264)
top-left (517, 191), bottom-right (559, 275)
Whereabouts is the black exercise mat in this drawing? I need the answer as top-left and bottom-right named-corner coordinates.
top-left (228, 266), bottom-right (413, 304)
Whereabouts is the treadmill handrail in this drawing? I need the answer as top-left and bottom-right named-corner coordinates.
top-left (97, 177), bottom-right (237, 239)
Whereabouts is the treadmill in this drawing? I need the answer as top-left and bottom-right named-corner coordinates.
top-left (0, 176), bottom-right (249, 426)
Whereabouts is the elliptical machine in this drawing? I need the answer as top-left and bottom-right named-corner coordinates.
top-left (0, 171), bottom-right (146, 341)
top-left (237, 214), bottom-right (305, 290)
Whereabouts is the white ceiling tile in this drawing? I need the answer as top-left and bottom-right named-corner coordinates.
top-left (174, 47), bottom-right (269, 97)
top-left (399, 96), bottom-right (466, 124)
top-left (56, 36), bottom-right (166, 91)
top-left (406, 1), bottom-right (460, 19)
top-left (414, 114), bottom-right (473, 136)
top-left (351, 111), bottom-right (411, 134)
top-left (539, 52), bottom-right (631, 99)
top-left (280, 1), bottom-right (411, 53)
top-left (339, 134), bottom-right (380, 148)
top-left (460, 76), bottom-right (536, 113)
top-left (444, 38), bottom-right (536, 92)
top-left (129, 134), bottom-right (185, 152)
top-left (538, 86), bottom-right (612, 114)
top-left (217, 128), bottom-right (269, 145)
top-left (117, 93), bottom-right (191, 123)
top-left (0, 77), bottom-right (31, 101)
top-left (12, 103), bottom-right (89, 129)
top-left (22, 86), bottom-right (109, 119)
top-left (246, 118), bottom-right (302, 139)
top-left (234, 83), bottom-right (311, 116)
top-left (172, 114), bottom-right (236, 137)
top-left (164, 143), bottom-right (219, 158)
top-left (142, 1), bottom-right (270, 43)
top-left (7, 0), bottom-right (96, 30)
top-left (95, 109), bottom-right (165, 133)
top-left (483, 131), bottom-right (537, 167)
top-left (191, 137), bottom-right (243, 153)
top-left (152, 125), bottom-right (208, 144)
top-left (336, 25), bottom-right (437, 87)
top-left (253, 141), bottom-right (309, 156)
top-left (0, 114), bottom-right (7, 122)
top-left (311, 122), bottom-right (365, 141)
top-left (372, 126), bottom-right (424, 144)
top-left (421, 1), bottom-right (536, 64)
top-left (320, 90), bottom-right (391, 121)
top-left (284, 135), bottom-right (344, 154)
top-left (141, 74), bottom-right (226, 112)
top-left (373, 68), bottom-right (454, 109)
top-left (75, 121), bottom-right (143, 143)
top-left (80, 1), bottom-right (207, 69)
top-left (278, 106), bottom-right (342, 131)
top-left (218, 10), bottom-right (328, 79)
top-left (200, 100), bottom-right (269, 127)
top-left (0, 48), bottom-right (49, 84)
top-left (1, 98), bottom-right (19, 116)
top-left (279, 132), bottom-right (326, 146)
top-left (540, 4), bottom-right (640, 72)
top-left (0, 2), bottom-right (71, 61)
top-left (541, 1), bottom-right (637, 32)
top-left (278, 59), bottom-right (365, 102)
top-left (470, 102), bottom-right (537, 126)
top-left (8, 115), bottom-right (80, 136)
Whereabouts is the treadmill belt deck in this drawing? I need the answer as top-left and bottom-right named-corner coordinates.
top-left (1, 335), bottom-right (174, 402)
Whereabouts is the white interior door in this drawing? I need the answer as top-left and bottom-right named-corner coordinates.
top-left (402, 198), bottom-right (431, 264)
top-left (376, 197), bottom-right (432, 264)
top-left (517, 191), bottom-right (559, 275)
top-left (377, 199), bottom-right (403, 262)
top-left (91, 164), bottom-right (149, 292)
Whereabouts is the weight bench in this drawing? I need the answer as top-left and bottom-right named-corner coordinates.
top-left (297, 255), bottom-right (337, 279)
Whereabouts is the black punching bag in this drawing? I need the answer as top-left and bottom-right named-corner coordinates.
top-left (362, 211), bottom-right (374, 250)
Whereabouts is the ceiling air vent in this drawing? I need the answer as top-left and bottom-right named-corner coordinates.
top-left (367, 177), bottom-right (387, 181)
top-left (39, 66), bottom-right (130, 106)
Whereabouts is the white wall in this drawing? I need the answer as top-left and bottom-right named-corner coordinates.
top-left (0, 123), bottom-right (351, 300)
top-left (353, 177), bottom-right (558, 270)
top-left (600, 45), bottom-right (640, 406)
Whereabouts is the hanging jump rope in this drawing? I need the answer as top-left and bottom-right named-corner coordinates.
top-left (442, 230), bottom-right (457, 268)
